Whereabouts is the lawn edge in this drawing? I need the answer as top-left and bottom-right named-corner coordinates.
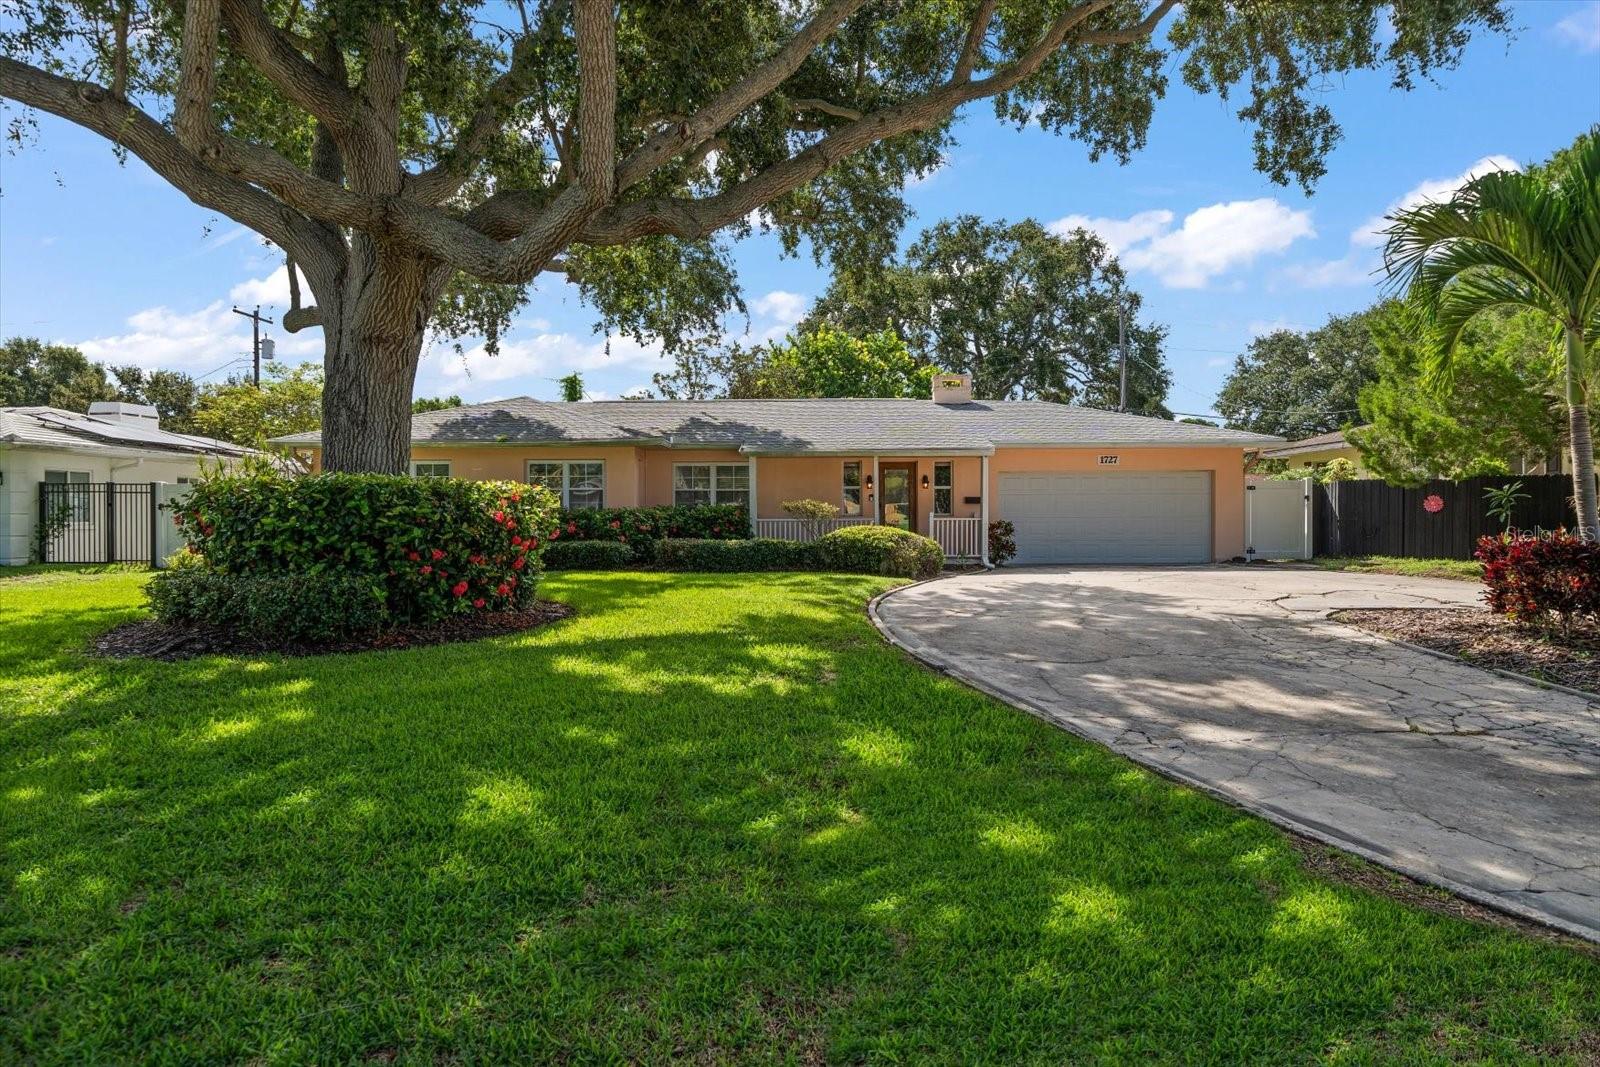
top-left (866, 578), bottom-right (1600, 947)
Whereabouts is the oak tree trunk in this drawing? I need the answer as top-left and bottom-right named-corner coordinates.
top-left (318, 245), bottom-right (435, 474)
top-left (1565, 327), bottom-right (1599, 542)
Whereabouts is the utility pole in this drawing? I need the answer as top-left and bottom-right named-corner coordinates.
top-left (231, 305), bottom-right (274, 387)
top-left (1116, 298), bottom-right (1129, 413)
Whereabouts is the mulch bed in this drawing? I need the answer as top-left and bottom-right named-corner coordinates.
top-left (1332, 608), bottom-right (1600, 696)
top-left (92, 602), bottom-right (573, 661)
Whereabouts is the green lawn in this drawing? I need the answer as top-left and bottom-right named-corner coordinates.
top-left (3, 569), bottom-right (1595, 1063)
top-left (1314, 555), bottom-right (1484, 581)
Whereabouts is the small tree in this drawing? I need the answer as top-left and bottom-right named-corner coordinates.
top-left (782, 499), bottom-right (840, 540)
top-left (1384, 129), bottom-right (1600, 540)
top-left (558, 374), bottom-right (585, 403)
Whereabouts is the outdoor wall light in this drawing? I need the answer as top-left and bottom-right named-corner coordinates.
top-left (920, 473), bottom-right (930, 489)
top-left (864, 473), bottom-right (874, 488)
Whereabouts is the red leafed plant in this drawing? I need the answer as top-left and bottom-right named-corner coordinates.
top-left (1476, 532), bottom-right (1600, 634)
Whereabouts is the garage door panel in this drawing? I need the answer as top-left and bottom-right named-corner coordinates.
top-left (999, 471), bottom-right (1212, 564)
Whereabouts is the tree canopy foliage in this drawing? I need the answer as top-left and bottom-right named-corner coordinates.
top-left (652, 326), bottom-right (932, 400)
top-left (1346, 306), bottom-right (1566, 486)
top-left (806, 216), bottom-right (1170, 412)
top-left (1, 336), bottom-right (200, 429)
top-left (191, 361), bottom-right (324, 445)
top-left (1214, 310), bottom-right (1382, 439)
top-left (0, 0), bottom-right (1512, 470)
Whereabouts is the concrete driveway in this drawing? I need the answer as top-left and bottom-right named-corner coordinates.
top-left (872, 566), bottom-right (1600, 941)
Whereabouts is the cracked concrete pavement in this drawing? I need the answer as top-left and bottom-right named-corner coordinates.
top-left (872, 566), bottom-right (1600, 942)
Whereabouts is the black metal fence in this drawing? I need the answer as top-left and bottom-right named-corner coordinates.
top-left (38, 482), bottom-right (160, 565)
top-left (1313, 474), bottom-right (1577, 559)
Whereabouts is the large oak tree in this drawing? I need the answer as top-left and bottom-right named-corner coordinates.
top-left (2, 0), bottom-right (1510, 471)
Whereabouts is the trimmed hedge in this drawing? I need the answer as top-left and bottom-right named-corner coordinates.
top-left (147, 569), bottom-right (387, 642)
top-left (817, 525), bottom-right (944, 580)
top-left (553, 504), bottom-right (749, 560)
top-left (1477, 532), bottom-right (1600, 629)
top-left (542, 540), bottom-right (635, 570)
top-left (656, 537), bottom-right (821, 572)
top-left (173, 472), bottom-right (559, 625)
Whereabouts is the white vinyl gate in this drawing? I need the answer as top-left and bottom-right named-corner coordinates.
top-left (998, 471), bottom-right (1213, 565)
top-left (1246, 478), bottom-right (1312, 560)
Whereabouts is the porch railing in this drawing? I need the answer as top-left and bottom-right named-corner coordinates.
top-left (754, 516), bottom-right (873, 541)
top-left (930, 516), bottom-right (984, 559)
top-left (753, 514), bottom-right (984, 561)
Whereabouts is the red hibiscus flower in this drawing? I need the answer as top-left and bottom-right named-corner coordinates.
top-left (609, 519), bottom-right (621, 529)
top-left (512, 556), bottom-right (526, 570)
top-left (407, 550), bottom-right (420, 562)
top-left (510, 492), bottom-right (521, 502)
top-left (420, 565), bottom-right (433, 575)
top-left (473, 597), bottom-right (486, 609)
top-left (431, 548), bottom-right (445, 561)
top-left (512, 534), bottom-right (523, 546)
top-left (493, 510), bottom-right (506, 524)
top-left (549, 528), bottom-right (560, 539)
top-left (496, 583), bottom-right (510, 597)
top-left (452, 581), bottom-right (469, 597)
top-left (566, 522), bottom-right (577, 533)
top-left (469, 554), bottom-right (485, 565)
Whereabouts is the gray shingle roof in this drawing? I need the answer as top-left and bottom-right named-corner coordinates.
top-left (1, 406), bottom-right (254, 457)
top-left (1260, 427), bottom-right (1360, 458)
top-left (272, 397), bottom-right (1282, 453)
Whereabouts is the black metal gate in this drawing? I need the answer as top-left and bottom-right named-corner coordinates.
top-left (38, 482), bottom-right (160, 565)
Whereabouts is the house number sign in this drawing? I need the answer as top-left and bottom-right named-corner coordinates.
top-left (1098, 455), bottom-right (1120, 466)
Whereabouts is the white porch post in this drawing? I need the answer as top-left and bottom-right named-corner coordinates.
top-left (748, 454), bottom-right (759, 536)
top-left (980, 453), bottom-right (991, 566)
top-left (872, 454), bottom-right (881, 525)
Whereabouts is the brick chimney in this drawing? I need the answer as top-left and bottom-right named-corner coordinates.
top-left (931, 372), bottom-right (973, 405)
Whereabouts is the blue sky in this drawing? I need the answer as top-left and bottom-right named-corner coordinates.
top-left (2, 0), bottom-right (1598, 417)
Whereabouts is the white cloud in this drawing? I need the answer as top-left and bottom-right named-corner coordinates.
top-left (906, 155), bottom-right (948, 188)
top-left (1246, 317), bottom-right (1300, 338)
top-left (228, 265), bottom-right (293, 308)
top-left (1048, 209), bottom-right (1173, 256)
top-left (1282, 252), bottom-right (1376, 289)
top-left (1053, 200), bottom-right (1313, 289)
top-left (753, 289), bottom-right (807, 324)
top-left (1352, 154), bottom-right (1520, 247)
top-left (437, 330), bottom-right (667, 385)
top-left (1554, 1), bottom-right (1600, 52)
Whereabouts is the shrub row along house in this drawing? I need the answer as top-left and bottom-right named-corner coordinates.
top-left (275, 375), bottom-right (1280, 566)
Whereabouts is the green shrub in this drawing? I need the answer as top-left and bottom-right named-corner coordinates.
top-left (553, 504), bottom-right (749, 560)
top-left (173, 472), bottom-right (559, 625)
top-left (655, 537), bottom-right (821, 572)
top-left (987, 520), bottom-right (1017, 565)
top-left (147, 569), bottom-right (386, 642)
top-left (816, 525), bottom-right (944, 579)
top-left (542, 540), bottom-right (635, 570)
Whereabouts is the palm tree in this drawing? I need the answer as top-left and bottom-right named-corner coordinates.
top-left (1382, 129), bottom-right (1600, 540)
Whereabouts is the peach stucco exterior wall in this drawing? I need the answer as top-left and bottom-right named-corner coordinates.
top-left (408, 445), bottom-right (647, 506)
top-left (988, 446), bottom-right (1247, 560)
top-left (752, 454), bottom-right (982, 533)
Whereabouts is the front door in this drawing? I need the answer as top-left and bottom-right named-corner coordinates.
top-left (880, 464), bottom-right (917, 532)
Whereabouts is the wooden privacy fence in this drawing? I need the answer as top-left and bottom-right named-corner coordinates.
top-left (1313, 475), bottom-right (1578, 559)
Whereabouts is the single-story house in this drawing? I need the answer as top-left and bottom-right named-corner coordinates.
top-left (1260, 426), bottom-right (1573, 479)
top-left (273, 374), bottom-right (1281, 566)
top-left (0, 402), bottom-right (254, 565)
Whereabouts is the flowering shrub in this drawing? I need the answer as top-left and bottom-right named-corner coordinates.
top-left (1476, 532), bottom-right (1600, 631)
top-left (172, 472), bottom-right (559, 625)
top-left (817, 525), bottom-right (944, 579)
top-left (553, 504), bottom-right (749, 560)
top-left (987, 520), bottom-right (1017, 565)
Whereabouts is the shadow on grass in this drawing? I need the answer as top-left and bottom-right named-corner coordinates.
top-left (1, 570), bottom-right (1596, 1063)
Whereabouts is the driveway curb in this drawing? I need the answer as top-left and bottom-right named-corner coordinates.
top-left (866, 579), bottom-right (1600, 945)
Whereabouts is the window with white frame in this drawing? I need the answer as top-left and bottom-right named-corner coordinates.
top-left (44, 469), bottom-right (92, 522)
top-left (673, 463), bottom-right (749, 508)
top-left (841, 461), bottom-right (862, 516)
top-left (411, 461), bottom-right (452, 479)
top-left (527, 460), bottom-right (605, 509)
top-left (933, 461), bottom-right (953, 515)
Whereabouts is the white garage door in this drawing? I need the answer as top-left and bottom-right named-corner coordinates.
top-left (999, 471), bottom-right (1212, 565)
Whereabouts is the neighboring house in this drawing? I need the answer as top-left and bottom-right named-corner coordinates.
top-left (0, 402), bottom-right (254, 565)
top-left (1261, 426), bottom-right (1573, 479)
top-left (1259, 429), bottom-right (1367, 475)
top-left (274, 374), bottom-right (1280, 565)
